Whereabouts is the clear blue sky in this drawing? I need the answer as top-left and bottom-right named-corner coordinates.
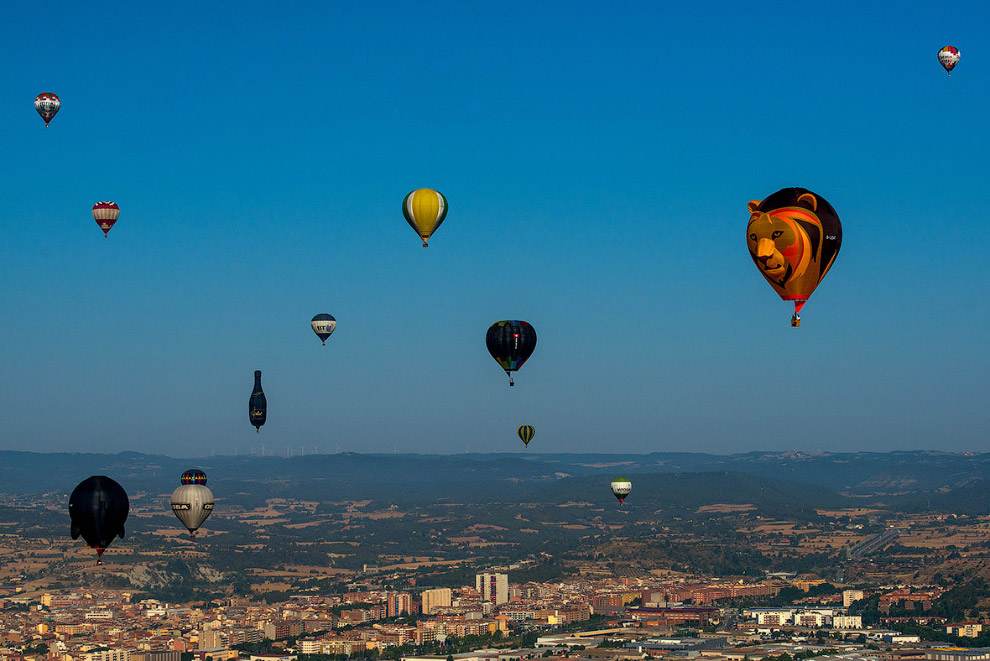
top-left (1, 2), bottom-right (988, 456)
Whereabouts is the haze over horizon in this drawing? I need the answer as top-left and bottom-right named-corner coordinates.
top-left (2, 2), bottom-right (988, 457)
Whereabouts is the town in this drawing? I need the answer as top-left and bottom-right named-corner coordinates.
top-left (3, 570), bottom-right (989, 661)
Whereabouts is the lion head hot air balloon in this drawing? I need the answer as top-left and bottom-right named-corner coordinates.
top-left (746, 188), bottom-right (842, 327)
top-left (938, 46), bottom-right (960, 76)
top-left (611, 477), bottom-right (631, 505)
top-left (311, 314), bottom-right (337, 346)
top-left (92, 202), bottom-right (120, 238)
top-left (68, 476), bottom-right (129, 565)
top-left (34, 93), bottom-right (60, 127)
top-left (518, 425), bottom-right (535, 448)
top-left (171, 469), bottom-right (215, 539)
top-left (402, 188), bottom-right (448, 247)
top-left (486, 320), bottom-right (537, 386)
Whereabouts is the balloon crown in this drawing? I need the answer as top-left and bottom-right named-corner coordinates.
top-left (180, 469), bottom-right (207, 485)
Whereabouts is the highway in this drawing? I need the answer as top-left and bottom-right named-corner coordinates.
top-left (847, 527), bottom-right (905, 560)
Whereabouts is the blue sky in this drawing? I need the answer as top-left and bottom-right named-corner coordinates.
top-left (1, 2), bottom-right (988, 456)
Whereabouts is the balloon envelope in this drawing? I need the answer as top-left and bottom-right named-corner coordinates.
top-left (180, 469), bottom-right (207, 485)
top-left (311, 314), bottom-right (337, 345)
top-left (611, 477), bottom-right (632, 503)
top-left (68, 476), bottom-right (129, 561)
top-left (170, 484), bottom-right (215, 537)
top-left (34, 92), bottom-right (60, 126)
top-left (92, 202), bottom-right (120, 237)
top-left (486, 321), bottom-right (537, 385)
top-left (518, 425), bottom-right (535, 447)
top-left (746, 187), bottom-right (842, 318)
top-left (249, 370), bottom-right (267, 431)
top-left (402, 189), bottom-right (448, 247)
top-left (938, 46), bottom-right (960, 75)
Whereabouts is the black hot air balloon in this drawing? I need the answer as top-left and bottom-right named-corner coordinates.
top-left (486, 320), bottom-right (537, 386)
top-left (249, 370), bottom-right (267, 432)
top-left (68, 476), bottom-right (129, 565)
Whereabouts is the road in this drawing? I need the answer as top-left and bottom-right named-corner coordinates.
top-left (847, 527), bottom-right (905, 560)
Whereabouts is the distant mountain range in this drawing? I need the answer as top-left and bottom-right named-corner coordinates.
top-left (1, 450), bottom-right (988, 512)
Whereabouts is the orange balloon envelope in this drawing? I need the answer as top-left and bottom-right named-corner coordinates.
top-left (746, 188), bottom-right (842, 324)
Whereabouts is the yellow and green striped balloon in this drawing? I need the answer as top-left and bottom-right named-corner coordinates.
top-left (518, 425), bottom-right (535, 447)
top-left (402, 188), bottom-right (448, 247)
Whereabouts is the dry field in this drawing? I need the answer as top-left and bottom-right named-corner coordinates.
top-left (816, 508), bottom-right (886, 518)
top-left (697, 503), bottom-right (756, 513)
top-left (899, 524), bottom-right (990, 550)
top-left (797, 530), bottom-right (866, 551)
top-left (284, 519), bottom-right (335, 529)
top-left (465, 524), bottom-right (508, 532)
top-left (378, 557), bottom-right (475, 570)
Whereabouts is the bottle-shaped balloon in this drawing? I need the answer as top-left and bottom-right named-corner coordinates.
top-left (938, 46), bottom-right (960, 76)
top-left (92, 202), bottom-right (120, 238)
top-left (68, 476), bottom-right (129, 565)
top-left (171, 470), bottom-right (215, 539)
top-left (518, 425), bottom-right (535, 448)
top-left (402, 189), bottom-right (448, 247)
top-left (611, 477), bottom-right (631, 505)
top-left (34, 92), bottom-right (60, 127)
top-left (311, 314), bottom-right (337, 346)
top-left (746, 188), bottom-right (842, 326)
top-left (249, 370), bottom-right (267, 432)
top-left (486, 320), bottom-right (537, 386)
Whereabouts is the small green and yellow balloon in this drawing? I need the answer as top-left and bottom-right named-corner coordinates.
top-left (611, 477), bottom-right (632, 505)
top-left (518, 425), bottom-right (535, 448)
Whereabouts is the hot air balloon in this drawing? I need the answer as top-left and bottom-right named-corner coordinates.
top-left (68, 476), bottom-right (129, 565)
top-left (518, 425), bottom-right (535, 448)
top-left (611, 477), bottom-right (631, 505)
top-left (746, 188), bottom-right (842, 327)
top-left (402, 188), bottom-right (448, 247)
top-left (34, 93), bottom-right (60, 127)
top-left (171, 470), bottom-right (215, 539)
top-left (180, 469), bottom-right (208, 485)
top-left (486, 320), bottom-right (537, 386)
top-left (92, 202), bottom-right (120, 238)
top-left (938, 46), bottom-right (960, 76)
top-left (311, 314), bottom-right (337, 346)
top-left (249, 371), bottom-right (267, 432)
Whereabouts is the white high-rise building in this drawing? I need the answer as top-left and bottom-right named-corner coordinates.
top-left (842, 589), bottom-right (865, 607)
top-left (476, 572), bottom-right (509, 605)
top-left (421, 588), bottom-right (452, 614)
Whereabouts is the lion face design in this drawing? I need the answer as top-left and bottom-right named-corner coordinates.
top-left (746, 189), bottom-right (840, 302)
top-left (747, 207), bottom-right (809, 286)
